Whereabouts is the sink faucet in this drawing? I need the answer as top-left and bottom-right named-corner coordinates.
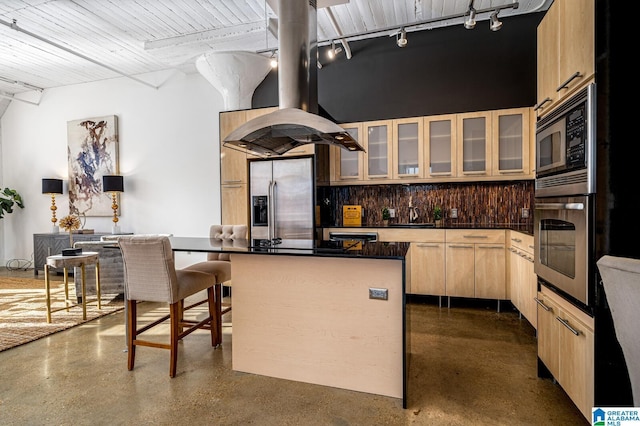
top-left (408, 196), bottom-right (419, 223)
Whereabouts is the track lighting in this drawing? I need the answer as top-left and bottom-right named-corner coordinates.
top-left (464, 8), bottom-right (476, 29)
top-left (327, 40), bottom-right (342, 60)
top-left (396, 28), bottom-right (407, 47)
top-left (489, 10), bottom-right (502, 31)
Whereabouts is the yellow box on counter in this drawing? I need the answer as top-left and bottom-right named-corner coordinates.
top-left (343, 205), bottom-right (362, 227)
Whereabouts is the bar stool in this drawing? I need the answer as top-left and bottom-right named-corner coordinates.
top-left (44, 251), bottom-right (101, 323)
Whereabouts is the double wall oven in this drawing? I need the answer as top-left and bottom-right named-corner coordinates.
top-left (534, 83), bottom-right (596, 313)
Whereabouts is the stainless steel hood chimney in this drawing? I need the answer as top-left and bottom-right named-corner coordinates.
top-left (223, 0), bottom-right (365, 156)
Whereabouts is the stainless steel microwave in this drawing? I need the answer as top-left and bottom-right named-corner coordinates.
top-left (535, 83), bottom-right (596, 198)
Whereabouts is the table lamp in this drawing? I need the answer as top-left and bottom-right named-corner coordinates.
top-left (102, 175), bottom-right (124, 234)
top-left (42, 178), bottom-right (63, 233)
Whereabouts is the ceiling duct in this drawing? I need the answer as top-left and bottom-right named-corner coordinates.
top-left (224, 0), bottom-right (364, 156)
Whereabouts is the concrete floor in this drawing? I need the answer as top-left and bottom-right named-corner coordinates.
top-left (0, 268), bottom-right (588, 425)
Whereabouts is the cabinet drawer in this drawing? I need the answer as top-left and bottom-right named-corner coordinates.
top-left (446, 229), bottom-right (505, 244)
top-left (509, 231), bottom-right (534, 253)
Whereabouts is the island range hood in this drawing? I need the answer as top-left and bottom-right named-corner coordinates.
top-left (223, 0), bottom-right (365, 156)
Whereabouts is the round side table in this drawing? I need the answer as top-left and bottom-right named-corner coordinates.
top-left (44, 252), bottom-right (101, 323)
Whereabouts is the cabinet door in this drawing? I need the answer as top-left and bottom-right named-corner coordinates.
top-left (491, 108), bottom-right (531, 177)
top-left (536, 1), bottom-right (559, 115)
top-left (445, 243), bottom-right (475, 297)
top-left (557, 307), bottom-right (594, 419)
top-left (557, 0), bottom-right (595, 99)
top-left (220, 111), bottom-right (248, 184)
top-left (392, 117), bottom-right (423, 179)
top-left (474, 244), bottom-right (506, 299)
top-left (457, 112), bottom-right (491, 176)
top-left (364, 120), bottom-right (392, 180)
top-left (536, 292), bottom-right (560, 378)
top-left (411, 242), bottom-right (445, 296)
top-left (424, 114), bottom-right (456, 178)
top-left (522, 249), bottom-right (537, 329)
top-left (332, 123), bottom-right (363, 181)
top-left (221, 184), bottom-right (248, 226)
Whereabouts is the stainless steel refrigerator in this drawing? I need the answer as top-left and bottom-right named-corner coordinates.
top-left (249, 157), bottom-right (314, 241)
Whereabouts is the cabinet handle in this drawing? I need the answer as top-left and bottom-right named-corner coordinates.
top-left (556, 72), bottom-right (582, 92)
top-left (463, 235), bottom-right (488, 239)
top-left (462, 171), bottom-right (487, 176)
top-left (556, 316), bottom-right (581, 336)
top-left (528, 245), bottom-right (535, 250)
top-left (448, 245), bottom-right (473, 249)
top-left (416, 243), bottom-right (440, 247)
top-left (367, 176), bottom-right (388, 180)
top-left (511, 238), bottom-right (522, 243)
top-left (534, 298), bottom-right (552, 311)
top-left (534, 98), bottom-right (552, 111)
top-left (224, 185), bottom-right (242, 188)
top-left (222, 180), bottom-right (242, 184)
top-left (498, 170), bottom-right (524, 175)
top-left (478, 245), bottom-right (503, 250)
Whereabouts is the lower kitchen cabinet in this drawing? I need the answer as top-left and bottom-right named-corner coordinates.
top-left (410, 240), bottom-right (446, 296)
top-left (536, 285), bottom-right (594, 420)
top-left (221, 183), bottom-right (248, 226)
top-left (445, 229), bottom-right (506, 300)
top-left (508, 231), bottom-right (537, 328)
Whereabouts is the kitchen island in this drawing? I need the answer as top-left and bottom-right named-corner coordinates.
top-left (170, 237), bottom-right (410, 407)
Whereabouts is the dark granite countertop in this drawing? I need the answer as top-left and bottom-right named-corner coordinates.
top-left (329, 222), bottom-right (534, 236)
top-left (169, 237), bottom-right (410, 260)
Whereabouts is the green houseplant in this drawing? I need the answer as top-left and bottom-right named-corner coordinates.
top-left (433, 206), bottom-right (442, 226)
top-left (0, 188), bottom-right (25, 219)
top-left (382, 206), bottom-right (391, 224)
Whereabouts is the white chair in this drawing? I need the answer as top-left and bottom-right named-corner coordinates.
top-left (596, 255), bottom-right (640, 405)
top-left (184, 225), bottom-right (248, 316)
top-left (119, 235), bottom-right (221, 377)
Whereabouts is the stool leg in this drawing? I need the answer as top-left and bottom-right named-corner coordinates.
top-left (45, 265), bottom-right (52, 323)
top-left (95, 261), bottom-right (102, 309)
top-left (63, 266), bottom-right (70, 311)
top-left (81, 264), bottom-right (87, 320)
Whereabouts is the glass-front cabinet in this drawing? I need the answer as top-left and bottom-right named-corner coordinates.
top-left (392, 117), bottom-right (423, 179)
top-left (332, 123), bottom-right (363, 181)
top-left (424, 114), bottom-right (457, 179)
top-left (492, 107), bottom-right (531, 176)
top-left (457, 111), bottom-right (491, 176)
top-left (364, 120), bottom-right (392, 180)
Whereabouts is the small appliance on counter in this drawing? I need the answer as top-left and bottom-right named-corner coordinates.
top-left (343, 205), bottom-right (362, 227)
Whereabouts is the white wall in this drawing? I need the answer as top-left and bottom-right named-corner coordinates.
top-left (0, 69), bottom-right (226, 267)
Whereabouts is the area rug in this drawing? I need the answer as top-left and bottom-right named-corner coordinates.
top-left (0, 276), bottom-right (124, 352)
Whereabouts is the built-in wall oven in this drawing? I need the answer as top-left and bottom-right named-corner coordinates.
top-left (534, 83), bottom-right (596, 313)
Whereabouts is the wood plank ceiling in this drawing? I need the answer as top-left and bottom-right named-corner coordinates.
top-left (0, 0), bottom-right (551, 104)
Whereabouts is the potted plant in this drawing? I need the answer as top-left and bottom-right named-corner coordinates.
top-left (433, 206), bottom-right (443, 227)
top-left (382, 207), bottom-right (391, 225)
top-left (0, 187), bottom-right (25, 219)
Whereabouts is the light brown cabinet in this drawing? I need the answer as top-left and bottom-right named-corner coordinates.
top-left (331, 123), bottom-right (364, 182)
top-left (445, 230), bottom-right (506, 300)
top-left (392, 117), bottom-right (423, 180)
top-left (536, 286), bottom-right (594, 421)
top-left (363, 120), bottom-right (393, 180)
top-left (457, 111), bottom-right (491, 177)
top-left (536, 0), bottom-right (595, 117)
top-left (508, 231), bottom-right (537, 329)
top-left (424, 114), bottom-right (457, 179)
top-left (491, 108), bottom-right (532, 177)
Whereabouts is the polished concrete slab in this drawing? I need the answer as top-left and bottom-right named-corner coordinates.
top-left (0, 269), bottom-right (588, 425)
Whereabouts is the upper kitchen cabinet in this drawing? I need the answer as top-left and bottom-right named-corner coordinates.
top-left (331, 123), bottom-right (364, 182)
top-left (536, 0), bottom-right (595, 117)
top-left (363, 120), bottom-right (393, 181)
top-left (491, 107), bottom-right (533, 178)
top-left (424, 114), bottom-right (457, 179)
top-left (457, 111), bottom-right (491, 177)
top-left (220, 110), bottom-right (248, 185)
top-left (392, 117), bottom-right (423, 180)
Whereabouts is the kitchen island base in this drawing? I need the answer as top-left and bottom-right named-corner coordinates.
top-left (231, 253), bottom-right (407, 405)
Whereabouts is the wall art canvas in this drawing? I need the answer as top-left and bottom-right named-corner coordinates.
top-left (67, 115), bottom-right (119, 216)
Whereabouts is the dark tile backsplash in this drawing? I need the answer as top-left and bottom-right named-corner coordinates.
top-left (324, 181), bottom-right (534, 227)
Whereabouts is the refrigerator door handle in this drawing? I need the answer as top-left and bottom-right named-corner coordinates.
top-left (272, 181), bottom-right (278, 240)
top-left (268, 181), bottom-right (274, 240)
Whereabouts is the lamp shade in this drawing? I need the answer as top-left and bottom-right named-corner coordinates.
top-left (42, 178), bottom-right (63, 194)
top-left (103, 175), bottom-right (124, 192)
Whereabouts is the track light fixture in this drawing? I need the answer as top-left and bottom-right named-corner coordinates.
top-left (396, 28), bottom-right (408, 47)
top-left (464, 7), bottom-right (477, 29)
top-left (489, 10), bottom-right (502, 31)
top-left (327, 40), bottom-right (343, 60)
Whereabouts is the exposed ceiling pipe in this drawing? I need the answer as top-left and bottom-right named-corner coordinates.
top-left (325, 7), bottom-right (351, 59)
top-left (0, 18), bottom-right (159, 90)
top-left (0, 91), bottom-right (40, 106)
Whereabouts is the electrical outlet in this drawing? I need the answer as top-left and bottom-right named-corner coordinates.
top-left (522, 208), bottom-right (530, 218)
top-left (389, 209), bottom-right (395, 218)
top-left (451, 208), bottom-right (458, 219)
top-left (369, 288), bottom-right (388, 300)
